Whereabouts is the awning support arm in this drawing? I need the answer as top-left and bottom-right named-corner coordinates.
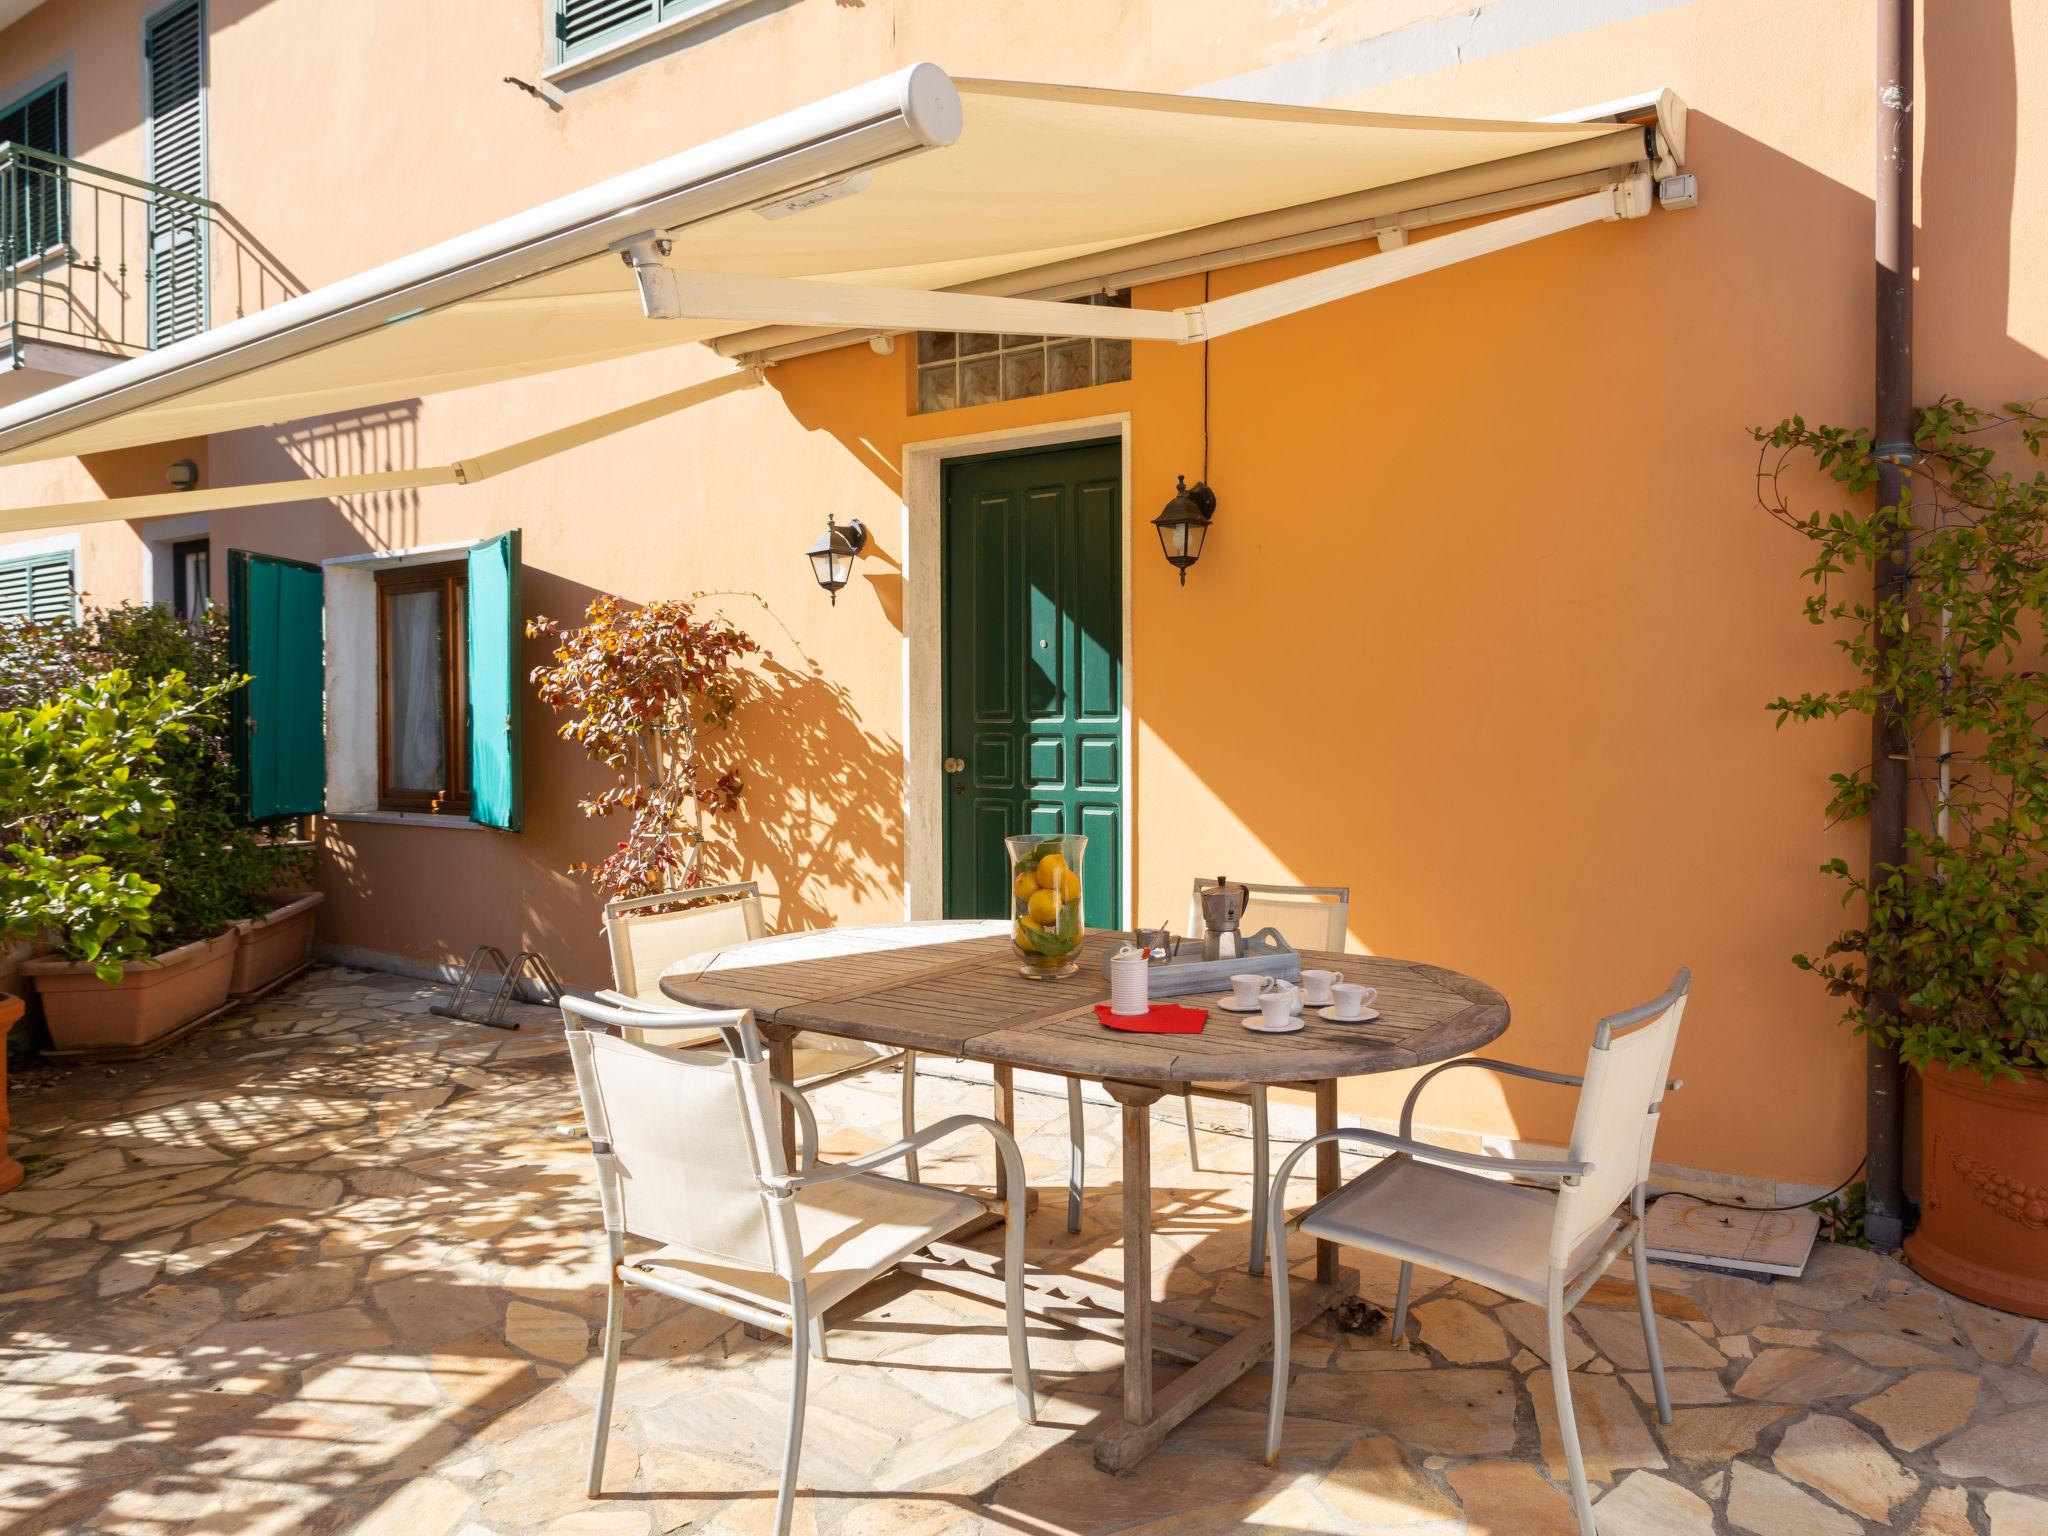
top-left (660, 175), bottom-right (1656, 348)
top-left (0, 367), bottom-right (765, 534)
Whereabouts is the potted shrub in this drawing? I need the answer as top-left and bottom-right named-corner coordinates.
top-left (4, 667), bottom-right (240, 1051)
top-left (1760, 397), bottom-right (2048, 1317)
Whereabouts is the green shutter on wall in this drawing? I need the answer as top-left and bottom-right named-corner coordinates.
top-left (144, 0), bottom-right (207, 347)
top-left (465, 530), bottom-right (523, 832)
top-left (553, 0), bottom-right (731, 65)
top-left (228, 550), bottom-right (325, 821)
top-left (0, 551), bottom-right (75, 623)
top-left (0, 77), bottom-right (69, 258)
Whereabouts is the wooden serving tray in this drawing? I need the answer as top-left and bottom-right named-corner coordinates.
top-left (1102, 926), bottom-right (1300, 1000)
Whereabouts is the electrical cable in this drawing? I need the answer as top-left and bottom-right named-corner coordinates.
top-left (1649, 1158), bottom-right (1867, 1217)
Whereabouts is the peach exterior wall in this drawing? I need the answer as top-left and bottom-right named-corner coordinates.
top-left (0, 0), bottom-right (2041, 1186)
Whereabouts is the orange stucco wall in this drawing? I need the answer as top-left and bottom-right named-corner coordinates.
top-left (2, 0), bottom-right (2042, 1188)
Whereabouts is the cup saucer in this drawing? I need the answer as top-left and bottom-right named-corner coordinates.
top-left (1242, 1015), bottom-right (1305, 1034)
top-left (1217, 997), bottom-right (1264, 1013)
top-left (1320, 1005), bottom-right (1382, 1024)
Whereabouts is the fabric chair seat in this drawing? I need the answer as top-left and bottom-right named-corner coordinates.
top-left (627, 1172), bottom-right (984, 1315)
top-left (1297, 1155), bottom-right (1620, 1305)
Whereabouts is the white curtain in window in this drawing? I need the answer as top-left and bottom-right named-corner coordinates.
top-left (388, 590), bottom-right (446, 791)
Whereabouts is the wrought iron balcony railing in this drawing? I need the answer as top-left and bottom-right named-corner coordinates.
top-left (1, 140), bottom-right (296, 367)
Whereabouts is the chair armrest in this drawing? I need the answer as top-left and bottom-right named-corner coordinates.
top-left (764, 1113), bottom-right (1023, 1197)
top-left (771, 1081), bottom-right (820, 1171)
top-left (1399, 1057), bottom-right (1584, 1139)
top-left (560, 992), bottom-right (749, 1035)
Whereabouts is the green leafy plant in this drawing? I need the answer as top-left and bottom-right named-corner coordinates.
top-left (528, 594), bottom-right (760, 900)
top-left (0, 669), bottom-right (226, 981)
top-left (1757, 396), bottom-right (2048, 1079)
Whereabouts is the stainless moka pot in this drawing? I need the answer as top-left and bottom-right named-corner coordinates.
top-left (1195, 876), bottom-right (1252, 961)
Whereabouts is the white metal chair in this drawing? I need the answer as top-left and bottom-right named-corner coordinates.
top-left (1263, 970), bottom-right (1689, 1536)
top-left (1145, 882), bottom-right (1350, 1275)
top-left (604, 882), bottom-right (926, 1179)
top-left (561, 993), bottom-right (1037, 1536)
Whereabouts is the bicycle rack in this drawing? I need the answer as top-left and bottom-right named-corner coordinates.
top-left (430, 944), bottom-right (565, 1031)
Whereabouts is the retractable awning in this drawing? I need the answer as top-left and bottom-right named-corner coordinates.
top-left (0, 65), bottom-right (1685, 528)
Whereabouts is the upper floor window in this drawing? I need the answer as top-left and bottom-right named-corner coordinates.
top-left (551, 0), bottom-right (740, 72)
top-left (0, 548), bottom-right (76, 625)
top-left (144, 0), bottom-right (207, 346)
top-left (376, 561), bottom-right (471, 816)
top-left (0, 77), bottom-right (69, 261)
top-left (913, 289), bottom-right (1134, 415)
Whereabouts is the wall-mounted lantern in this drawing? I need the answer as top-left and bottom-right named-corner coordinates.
top-left (806, 515), bottom-right (868, 604)
top-left (166, 458), bottom-right (199, 491)
top-left (1151, 475), bottom-right (1217, 585)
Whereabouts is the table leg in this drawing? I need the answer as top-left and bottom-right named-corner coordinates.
top-left (1103, 1080), bottom-right (1162, 1428)
top-left (768, 1030), bottom-right (797, 1170)
top-left (1315, 1079), bottom-right (1339, 1286)
top-left (992, 1063), bottom-right (1017, 1204)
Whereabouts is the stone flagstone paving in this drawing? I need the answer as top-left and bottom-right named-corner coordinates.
top-left (2, 967), bottom-right (2046, 1534)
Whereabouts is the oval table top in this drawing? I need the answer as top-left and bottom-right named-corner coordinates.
top-left (660, 920), bottom-right (1509, 1087)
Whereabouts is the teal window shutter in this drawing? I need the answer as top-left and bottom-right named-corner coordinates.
top-left (465, 530), bottom-right (523, 832)
top-left (0, 550), bottom-right (75, 623)
top-left (0, 77), bottom-right (69, 259)
top-left (143, 0), bottom-right (207, 346)
top-left (228, 550), bottom-right (325, 820)
top-left (553, 0), bottom-right (733, 66)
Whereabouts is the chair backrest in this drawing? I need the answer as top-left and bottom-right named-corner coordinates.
top-left (605, 881), bottom-right (766, 1004)
top-left (560, 994), bottom-right (799, 1281)
top-left (1550, 970), bottom-right (1690, 1268)
top-left (1187, 879), bottom-right (1350, 953)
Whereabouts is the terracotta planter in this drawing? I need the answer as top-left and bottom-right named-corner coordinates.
top-left (0, 992), bottom-right (24, 1196)
top-left (229, 889), bottom-right (325, 999)
top-left (1907, 1061), bottom-right (2048, 1319)
top-left (24, 929), bottom-right (237, 1053)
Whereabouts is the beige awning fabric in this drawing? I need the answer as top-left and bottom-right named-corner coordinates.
top-left (0, 65), bottom-right (1658, 484)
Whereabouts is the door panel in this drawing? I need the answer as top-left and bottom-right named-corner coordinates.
top-left (227, 550), bottom-right (325, 820)
top-left (943, 440), bottom-right (1122, 926)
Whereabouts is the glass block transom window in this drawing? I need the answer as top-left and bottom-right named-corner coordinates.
top-left (915, 289), bottom-right (1134, 414)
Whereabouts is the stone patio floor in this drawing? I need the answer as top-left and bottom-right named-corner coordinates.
top-left (2, 968), bottom-right (2046, 1536)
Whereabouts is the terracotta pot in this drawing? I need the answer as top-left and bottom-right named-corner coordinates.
top-left (1906, 1061), bottom-right (2048, 1319)
top-left (24, 929), bottom-right (238, 1053)
top-left (0, 992), bottom-right (24, 1196)
top-left (229, 889), bottom-right (325, 999)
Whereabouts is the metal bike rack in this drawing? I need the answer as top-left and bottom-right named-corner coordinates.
top-left (430, 944), bottom-right (565, 1031)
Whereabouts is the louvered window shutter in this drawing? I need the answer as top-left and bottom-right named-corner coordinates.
top-left (0, 78), bottom-right (68, 261)
top-left (554, 0), bottom-right (730, 65)
top-left (465, 531), bottom-right (524, 831)
top-left (0, 551), bottom-right (75, 624)
top-left (228, 551), bottom-right (326, 820)
top-left (144, 1), bottom-right (207, 347)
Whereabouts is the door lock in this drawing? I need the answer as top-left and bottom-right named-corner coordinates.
top-left (943, 757), bottom-right (965, 773)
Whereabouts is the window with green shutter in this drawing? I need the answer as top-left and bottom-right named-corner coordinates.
top-left (228, 550), bottom-right (325, 821)
top-left (552, 0), bottom-right (737, 68)
top-left (144, 0), bottom-right (207, 347)
top-left (0, 549), bottom-right (76, 624)
top-left (0, 77), bottom-right (69, 262)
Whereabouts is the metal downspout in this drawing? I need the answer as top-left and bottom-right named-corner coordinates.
top-left (1865, 0), bottom-right (1915, 1250)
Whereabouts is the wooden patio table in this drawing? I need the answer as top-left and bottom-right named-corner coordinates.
top-left (661, 919), bottom-right (1509, 1473)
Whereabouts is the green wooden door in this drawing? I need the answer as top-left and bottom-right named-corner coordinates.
top-left (228, 550), bottom-right (325, 820)
top-left (942, 440), bottom-right (1122, 925)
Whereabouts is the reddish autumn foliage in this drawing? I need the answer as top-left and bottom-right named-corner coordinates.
top-left (527, 595), bottom-right (760, 900)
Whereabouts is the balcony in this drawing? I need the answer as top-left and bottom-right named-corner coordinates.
top-left (0, 141), bottom-right (294, 407)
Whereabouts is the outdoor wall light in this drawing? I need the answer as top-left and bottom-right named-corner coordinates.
top-left (806, 515), bottom-right (868, 604)
top-left (166, 458), bottom-right (199, 491)
top-left (1151, 475), bottom-right (1217, 585)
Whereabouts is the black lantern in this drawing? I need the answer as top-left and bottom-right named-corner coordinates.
top-left (1151, 475), bottom-right (1217, 585)
top-left (805, 515), bottom-right (868, 604)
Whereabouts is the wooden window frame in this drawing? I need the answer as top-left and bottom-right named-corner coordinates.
top-left (375, 561), bottom-right (470, 815)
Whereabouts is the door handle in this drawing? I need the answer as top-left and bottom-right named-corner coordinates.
top-left (943, 757), bottom-right (965, 773)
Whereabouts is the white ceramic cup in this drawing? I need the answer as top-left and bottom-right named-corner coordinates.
top-left (1330, 982), bottom-right (1378, 1017)
top-left (1229, 973), bottom-right (1265, 1006)
top-left (1264, 978), bottom-right (1303, 1014)
top-left (1256, 990), bottom-right (1295, 1029)
top-left (1108, 943), bottom-right (1149, 1017)
top-left (1301, 968), bottom-right (1342, 1005)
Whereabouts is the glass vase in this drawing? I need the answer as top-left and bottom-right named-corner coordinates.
top-left (1005, 832), bottom-right (1088, 979)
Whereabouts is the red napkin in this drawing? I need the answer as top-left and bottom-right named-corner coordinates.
top-left (1095, 1002), bottom-right (1208, 1034)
